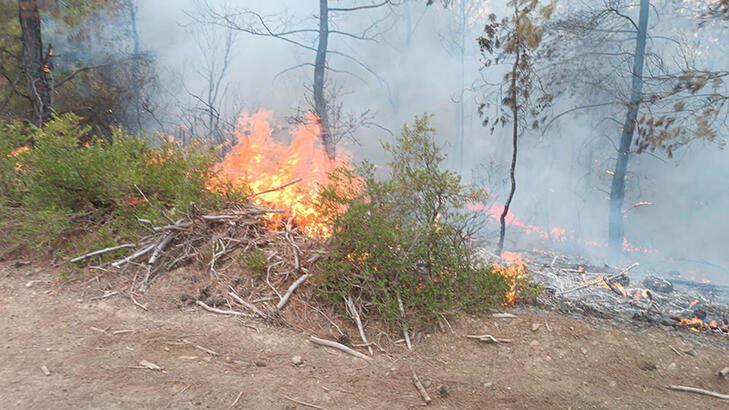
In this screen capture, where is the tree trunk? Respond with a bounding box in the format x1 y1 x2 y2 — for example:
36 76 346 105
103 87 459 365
18 0 51 127
314 0 335 160
608 0 650 262
496 11 521 256
457 0 466 172
127 0 142 132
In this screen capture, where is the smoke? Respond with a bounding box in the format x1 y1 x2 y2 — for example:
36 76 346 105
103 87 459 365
121 1 728 283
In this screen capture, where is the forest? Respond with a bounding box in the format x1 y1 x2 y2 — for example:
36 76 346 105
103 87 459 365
2 1 729 408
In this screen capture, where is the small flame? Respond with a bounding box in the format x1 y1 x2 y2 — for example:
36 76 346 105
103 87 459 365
494 253 527 306
689 299 699 306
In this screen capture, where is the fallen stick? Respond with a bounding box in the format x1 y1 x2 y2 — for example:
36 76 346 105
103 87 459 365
345 296 373 356
182 338 219 356
412 370 432 404
112 243 156 268
276 274 309 311
70 244 136 263
493 312 517 318
251 177 303 197
464 334 513 343
228 289 267 318
230 391 243 408
196 300 253 317
561 262 639 295
283 396 330 410
309 336 372 361
148 232 177 264
397 295 412 351
667 385 729 400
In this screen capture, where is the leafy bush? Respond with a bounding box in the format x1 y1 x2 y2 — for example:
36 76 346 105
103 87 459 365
0 113 226 255
316 115 511 325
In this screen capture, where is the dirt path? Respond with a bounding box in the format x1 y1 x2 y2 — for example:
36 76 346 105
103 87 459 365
1 261 729 409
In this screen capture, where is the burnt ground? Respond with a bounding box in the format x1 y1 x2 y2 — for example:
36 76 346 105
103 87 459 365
2 259 729 409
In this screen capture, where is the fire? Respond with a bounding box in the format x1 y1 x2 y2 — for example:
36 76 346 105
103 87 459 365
210 110 348 237
689 299 699 306
493 252 527 305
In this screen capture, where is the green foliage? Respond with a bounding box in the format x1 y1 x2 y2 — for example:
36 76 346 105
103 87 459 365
316 115 511 326
241 248 267 276
0 113 223 255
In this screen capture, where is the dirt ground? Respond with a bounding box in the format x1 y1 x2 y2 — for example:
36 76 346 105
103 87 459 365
2 260 729 409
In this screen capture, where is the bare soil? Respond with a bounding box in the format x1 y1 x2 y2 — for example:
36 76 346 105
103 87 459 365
2 260 729 409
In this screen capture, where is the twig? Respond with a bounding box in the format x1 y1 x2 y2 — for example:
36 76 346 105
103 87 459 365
464 334 513 343
397 295 412 351
412 370 432 404
250 177 303 197
667 385 729 400
196 300 253 317
112 243 156 268
182 338 219 356
149 232 177 264
345 296 373 356
130 293 148 311
276 274 309 311
309 336 372 360
668 345 683 356
230 391 243 407
70 244 136 263
561 262 639 295
90 291 119 301
282 396 330 410
228 289 267 318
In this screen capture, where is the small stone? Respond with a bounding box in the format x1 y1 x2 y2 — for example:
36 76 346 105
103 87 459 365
609 380 617 387
529 340 539 347
667 362 677 371
580 348 588 355
437 385 449 397
531 323 541 332
41 365 50 376
291 355 303 366
483 382 493 388
163 347 170 352
640 361 658 371
254 360 266 367
683 349 697 357
225 356 232 363
234 360 245 365
423 380 432 388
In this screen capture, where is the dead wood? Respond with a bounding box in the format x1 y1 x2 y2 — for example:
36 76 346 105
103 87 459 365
412 370 432 404
397 295 412 351
309 336 372 360
70 244 136 263
196 300 254 317
464 334 513 343
667 385 729 400
277 274 309 311
345 296 373 356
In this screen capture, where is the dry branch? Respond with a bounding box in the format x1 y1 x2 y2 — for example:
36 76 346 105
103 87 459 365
412 370 432 404
464 334 513 343
228 288 267 318
397 295 412 351
196 300 253 317
667 385 729 400
283 396 330 410
277 274 309 311
70 244 136 263
345 296 373 356
112 244 156 268
309 336 372 360
251 177 303 197
561 262 639 295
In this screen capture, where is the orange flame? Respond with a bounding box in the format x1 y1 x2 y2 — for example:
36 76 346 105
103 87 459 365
494 252 527 305
210 110 348 237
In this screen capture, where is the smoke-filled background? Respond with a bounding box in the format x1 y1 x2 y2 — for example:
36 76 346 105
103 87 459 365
45 0 729 282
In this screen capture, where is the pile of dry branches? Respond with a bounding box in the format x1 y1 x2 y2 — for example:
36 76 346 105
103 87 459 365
75 199 325 317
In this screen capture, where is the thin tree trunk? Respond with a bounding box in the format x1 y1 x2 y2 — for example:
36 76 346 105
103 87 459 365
127 0 142 132
314 0 334 160
458 0 466 172
608 0 650 261
496 9 521 256
18 0 51 127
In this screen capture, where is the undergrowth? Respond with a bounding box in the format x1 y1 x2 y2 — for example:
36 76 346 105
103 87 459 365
0 113 235 258
316 115 523 326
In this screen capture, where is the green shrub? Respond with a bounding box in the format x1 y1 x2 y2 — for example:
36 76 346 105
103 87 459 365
0 113 227 255
316 115 511 326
